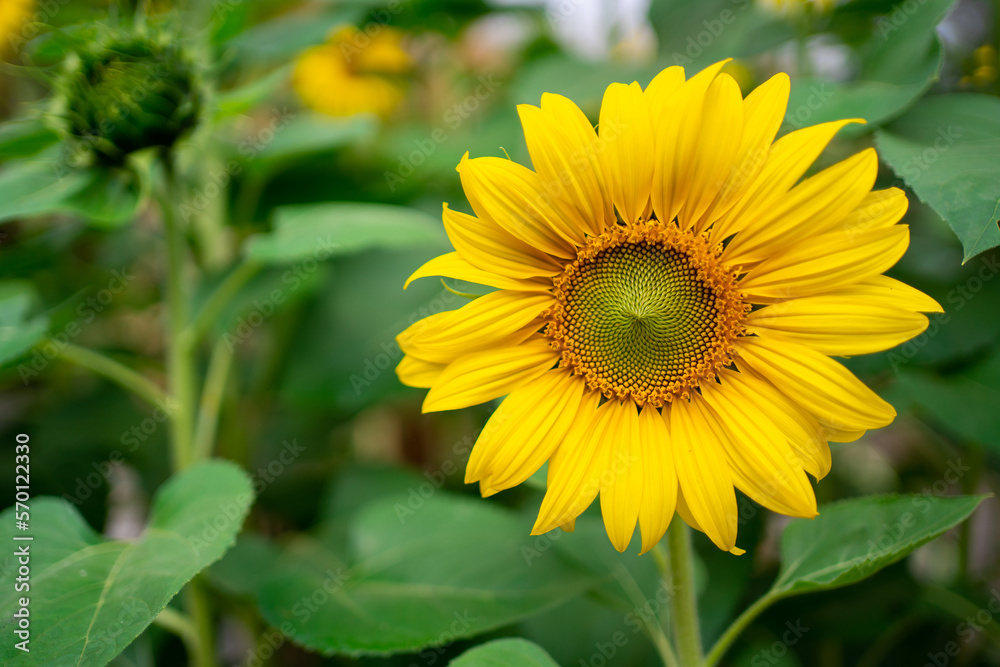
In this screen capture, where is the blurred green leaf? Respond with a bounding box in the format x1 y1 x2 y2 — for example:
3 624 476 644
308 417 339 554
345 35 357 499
208 533 281 598
0 160 93 223
889 370 1000 449
224 7 360 66
771 494 986 597
249 115 378 169
214 66 293 120
785 0 954 132
0 282 49 367
256 491 603 656
62 167 144 227
450 638 559 666
0 159 141 226
0 117 60 159
0 461 254 666
244 203 446 263
876 94 1000 261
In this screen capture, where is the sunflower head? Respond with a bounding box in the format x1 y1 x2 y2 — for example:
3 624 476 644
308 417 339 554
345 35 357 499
56 34 202 163
397 60 941 555
293 25 412 118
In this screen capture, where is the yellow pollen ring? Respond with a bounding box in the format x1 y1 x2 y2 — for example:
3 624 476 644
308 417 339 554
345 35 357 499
545 221 748 407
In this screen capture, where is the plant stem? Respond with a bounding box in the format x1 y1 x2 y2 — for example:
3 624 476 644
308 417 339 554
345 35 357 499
611 562 680 667
159 168 197 471
185 576 218 667
703 593 780 667
667 522 703 667
192 338 233 462
183 260 260 346
54 342 169 409
153 606 200 658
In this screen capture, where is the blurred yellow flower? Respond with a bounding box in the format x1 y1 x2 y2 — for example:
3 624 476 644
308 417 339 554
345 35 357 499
293 25 412 118
756 0 835 16
0 0 33 56
397 60 941 555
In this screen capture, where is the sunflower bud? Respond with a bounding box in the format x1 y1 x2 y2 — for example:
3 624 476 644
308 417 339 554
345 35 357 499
57 36 202 163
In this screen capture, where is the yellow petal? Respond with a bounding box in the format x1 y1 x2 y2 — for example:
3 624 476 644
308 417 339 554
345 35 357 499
702 72 790 237
677 73 745 228
747 296 929 356
466 369 587 493
599 401 643 552
650 60 730 226
643 66 686 117
739 225 910 300
405 252 550 292
532 395 612 535
668 395 739 551
422 338 558 413
710 118 863 243
638 405 676 554
824 274 943 313
724 148 879 264
443 204 562 280
600 81 654 225
725 367 832 479
398 290 552 364
836 188 909 238
458 154 579 257
396 354 446 388
736 336 896 432
518 93 611 238
700 378 818 518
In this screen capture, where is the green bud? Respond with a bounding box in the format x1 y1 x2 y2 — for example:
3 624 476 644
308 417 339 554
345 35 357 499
57 36 202 163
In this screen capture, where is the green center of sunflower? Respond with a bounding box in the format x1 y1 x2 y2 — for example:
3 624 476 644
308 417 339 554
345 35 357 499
546 222 748 407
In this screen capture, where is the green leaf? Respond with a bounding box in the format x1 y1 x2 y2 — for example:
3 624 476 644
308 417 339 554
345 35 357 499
0 160 93 223
888 370 1000 450
0 160 141 227
251 115 377 166
771 494 987 597
256 491 603 656
0 460 254 666
784 0 954 133
0 281 49 367
62 167 143 227
244 203 447 264
876 94 1000 261
0 117 60 159
450 638 560 666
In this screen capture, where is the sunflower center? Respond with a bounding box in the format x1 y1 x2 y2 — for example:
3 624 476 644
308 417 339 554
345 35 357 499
546 221 747 407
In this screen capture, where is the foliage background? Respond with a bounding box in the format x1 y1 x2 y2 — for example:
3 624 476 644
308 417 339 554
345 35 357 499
0 0 999 665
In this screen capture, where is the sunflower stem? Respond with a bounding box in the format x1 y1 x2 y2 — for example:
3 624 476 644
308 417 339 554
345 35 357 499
666 521 703 667
703 593 781 667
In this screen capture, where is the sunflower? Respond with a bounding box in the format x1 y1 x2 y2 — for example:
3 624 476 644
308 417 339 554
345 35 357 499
293 25 411 118
396 60 941 554
0 0 32 57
